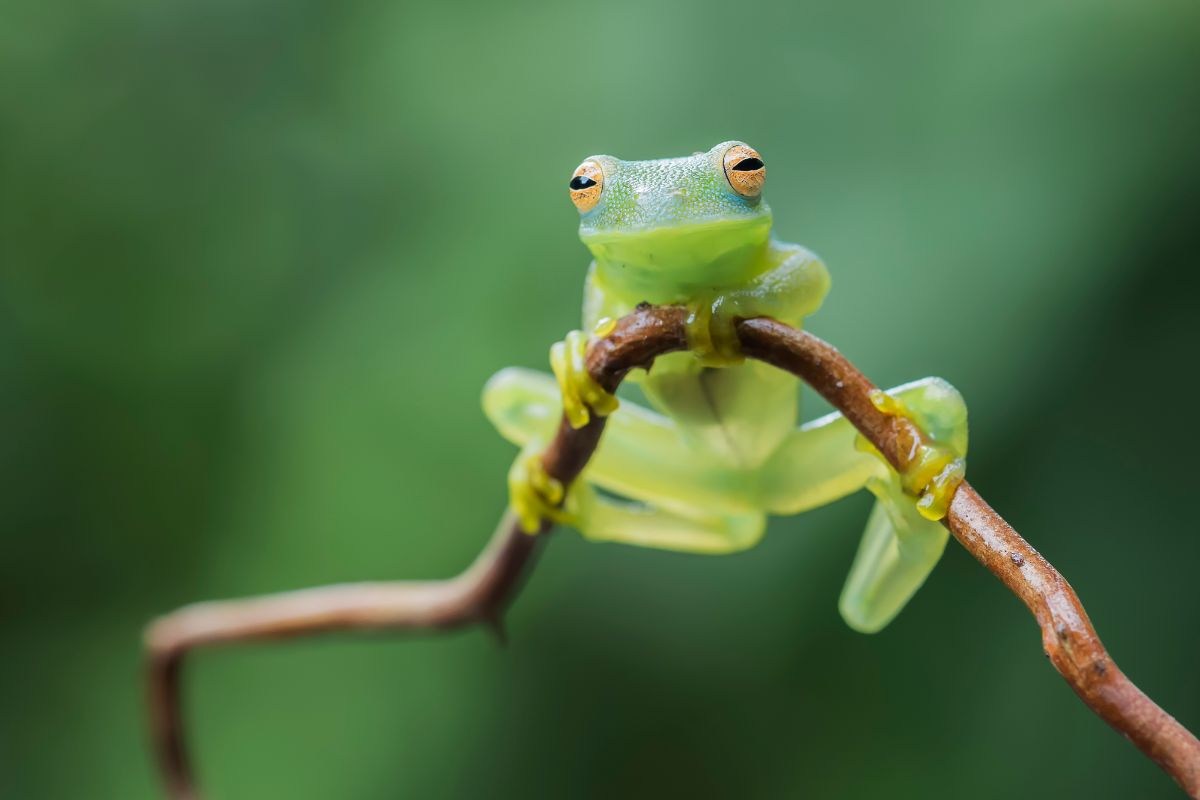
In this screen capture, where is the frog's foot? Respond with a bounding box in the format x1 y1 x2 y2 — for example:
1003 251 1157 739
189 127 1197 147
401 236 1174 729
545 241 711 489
549 329 618 430
508 444 575 534
685 293 751 367
861 388 966 521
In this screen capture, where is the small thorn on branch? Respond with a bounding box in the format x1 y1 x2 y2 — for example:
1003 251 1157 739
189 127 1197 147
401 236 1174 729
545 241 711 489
482 611 508 646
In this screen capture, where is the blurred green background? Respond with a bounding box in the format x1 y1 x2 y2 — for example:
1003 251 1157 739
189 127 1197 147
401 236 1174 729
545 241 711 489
3 0 1199 797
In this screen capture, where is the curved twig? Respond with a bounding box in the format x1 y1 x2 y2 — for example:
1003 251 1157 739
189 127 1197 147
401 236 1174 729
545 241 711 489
736 316 1200 796
143 308 685 798
145 306 1199 798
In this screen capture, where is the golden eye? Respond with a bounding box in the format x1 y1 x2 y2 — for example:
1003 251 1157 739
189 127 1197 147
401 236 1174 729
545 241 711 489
723 144 766 198
569 160 604 213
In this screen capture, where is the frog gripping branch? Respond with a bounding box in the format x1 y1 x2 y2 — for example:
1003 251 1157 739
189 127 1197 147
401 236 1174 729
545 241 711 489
144 143 1200 798
489 141 967 632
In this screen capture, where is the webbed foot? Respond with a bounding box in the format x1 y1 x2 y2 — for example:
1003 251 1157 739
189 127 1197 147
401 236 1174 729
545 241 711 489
862 388 966 521
549 329 618 429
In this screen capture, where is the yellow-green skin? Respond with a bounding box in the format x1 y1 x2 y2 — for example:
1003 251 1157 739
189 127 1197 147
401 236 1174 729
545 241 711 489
484 142 967 633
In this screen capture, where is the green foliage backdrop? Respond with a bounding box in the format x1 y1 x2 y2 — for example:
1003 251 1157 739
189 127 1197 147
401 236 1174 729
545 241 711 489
2 0 1199 797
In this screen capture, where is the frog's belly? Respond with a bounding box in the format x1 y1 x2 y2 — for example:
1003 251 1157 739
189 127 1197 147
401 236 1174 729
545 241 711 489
636 353 799 469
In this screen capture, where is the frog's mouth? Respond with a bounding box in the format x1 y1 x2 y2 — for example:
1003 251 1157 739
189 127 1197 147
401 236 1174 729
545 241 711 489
581 215 772 301
582 214 770 266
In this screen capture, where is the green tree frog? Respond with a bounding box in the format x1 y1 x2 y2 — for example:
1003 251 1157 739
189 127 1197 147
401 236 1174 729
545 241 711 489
483 142 967 633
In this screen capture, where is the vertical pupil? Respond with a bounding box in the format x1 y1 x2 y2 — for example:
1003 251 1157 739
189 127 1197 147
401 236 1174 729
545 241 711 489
570 175 597 190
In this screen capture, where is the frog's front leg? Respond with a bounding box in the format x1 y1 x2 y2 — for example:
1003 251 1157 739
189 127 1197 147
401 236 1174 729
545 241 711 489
687 242 830 365
761 377 968 633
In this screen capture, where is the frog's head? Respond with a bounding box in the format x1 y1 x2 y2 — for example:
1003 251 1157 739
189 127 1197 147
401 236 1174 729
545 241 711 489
568 142 773 295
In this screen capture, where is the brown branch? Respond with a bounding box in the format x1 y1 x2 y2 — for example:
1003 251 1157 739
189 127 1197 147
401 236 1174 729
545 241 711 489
736 316 1200 796
145 519 545 800
145 306 1199 798
142 308 686 799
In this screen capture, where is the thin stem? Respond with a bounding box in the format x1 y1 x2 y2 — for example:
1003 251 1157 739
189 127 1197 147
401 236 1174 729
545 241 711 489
143 308 685 798
145 306 1199 798
144 514 543 799
737 316 1200 796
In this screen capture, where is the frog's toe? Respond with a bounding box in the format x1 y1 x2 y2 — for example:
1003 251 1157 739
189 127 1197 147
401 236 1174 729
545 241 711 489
685 295 745 366
550 329 618 429
864 388 966 522
507 445 566 534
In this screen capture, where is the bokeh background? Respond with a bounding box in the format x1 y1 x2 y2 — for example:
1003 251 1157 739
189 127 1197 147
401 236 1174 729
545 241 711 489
3 0 1200 797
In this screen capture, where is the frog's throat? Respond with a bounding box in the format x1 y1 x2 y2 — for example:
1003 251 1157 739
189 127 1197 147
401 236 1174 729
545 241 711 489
582 216 772 304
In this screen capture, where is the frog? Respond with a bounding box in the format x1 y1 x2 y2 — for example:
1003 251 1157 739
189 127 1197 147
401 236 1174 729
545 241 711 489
482 141 967 633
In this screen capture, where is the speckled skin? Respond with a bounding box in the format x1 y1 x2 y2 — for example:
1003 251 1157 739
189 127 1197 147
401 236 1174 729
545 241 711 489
580 147 764 231
484 142 968 633
578 143 830 465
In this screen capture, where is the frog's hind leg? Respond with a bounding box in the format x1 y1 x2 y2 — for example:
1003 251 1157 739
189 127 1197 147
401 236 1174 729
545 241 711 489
578 491 765 554
760 377 967 633
840 378 967 633
484 367 762 553
483 367 565 448
759 378 964 514
837 474 952 632
484 367 755 516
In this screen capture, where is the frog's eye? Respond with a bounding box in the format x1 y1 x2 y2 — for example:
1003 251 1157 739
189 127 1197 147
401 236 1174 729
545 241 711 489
723 144 766 198
569 160 604 213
